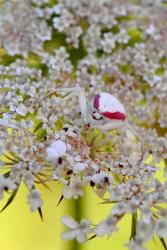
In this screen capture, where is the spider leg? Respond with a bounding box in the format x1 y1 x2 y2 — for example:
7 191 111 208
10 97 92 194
98 121 123 131
58 92 77 102
47 91 78 118
50 87 77 93
94 120 144 161
55 86 88 123
47 87 78 98
93 127 115 147
47 85 88 123
78 90 88 123
90 121 123 147
124 121 144 161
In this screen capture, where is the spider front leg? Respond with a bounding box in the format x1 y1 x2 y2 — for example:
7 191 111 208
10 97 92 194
78 88 88 123
95 120 144 161
123 121 144 161
99 120 144 161
94 120 124 146
98 120 124 131
48 86 88 123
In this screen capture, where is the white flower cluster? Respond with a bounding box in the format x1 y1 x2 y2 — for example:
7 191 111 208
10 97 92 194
0 0 167 249
0 0 51 56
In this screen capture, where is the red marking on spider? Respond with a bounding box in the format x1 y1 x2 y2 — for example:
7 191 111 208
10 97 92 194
93 94 100 110
102 111 126 121
93 93 126 121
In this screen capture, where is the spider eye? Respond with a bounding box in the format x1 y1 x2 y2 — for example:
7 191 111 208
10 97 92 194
92 111 103 120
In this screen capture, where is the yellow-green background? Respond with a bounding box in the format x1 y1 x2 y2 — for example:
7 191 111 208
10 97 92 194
0 178 163 250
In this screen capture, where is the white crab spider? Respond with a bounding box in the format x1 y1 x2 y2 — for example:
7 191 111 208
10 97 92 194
49 85 144 159
50 85 125 126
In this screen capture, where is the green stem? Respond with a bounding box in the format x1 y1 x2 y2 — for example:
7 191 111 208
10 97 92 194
67 198 83 250
130 212 137 240
159 237 167 250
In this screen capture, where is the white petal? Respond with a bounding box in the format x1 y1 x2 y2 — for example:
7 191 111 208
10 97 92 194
73 163 87 172
156 220 167 238
96 222 107 236
46 147 59 161
0 119 18 129
61 216 78 229
0 118 9 127
61 230 78 240
76 232 87 243
63 187 72 199
51 140 67 155
16 104 28 116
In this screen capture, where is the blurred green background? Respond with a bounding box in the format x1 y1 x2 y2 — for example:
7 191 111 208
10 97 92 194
0 179 163 250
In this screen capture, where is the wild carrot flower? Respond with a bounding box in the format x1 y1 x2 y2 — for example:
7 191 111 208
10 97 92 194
0 0 166 249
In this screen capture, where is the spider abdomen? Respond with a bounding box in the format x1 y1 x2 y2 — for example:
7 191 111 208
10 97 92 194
93 92 126 121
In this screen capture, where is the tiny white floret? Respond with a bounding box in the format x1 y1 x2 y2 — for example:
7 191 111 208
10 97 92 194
73 162 87 172
61 216 91 243
46 140 67 162
16 104 28 116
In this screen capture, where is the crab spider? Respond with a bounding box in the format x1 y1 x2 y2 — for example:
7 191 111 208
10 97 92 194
49 85 144 159
49 85 125 125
